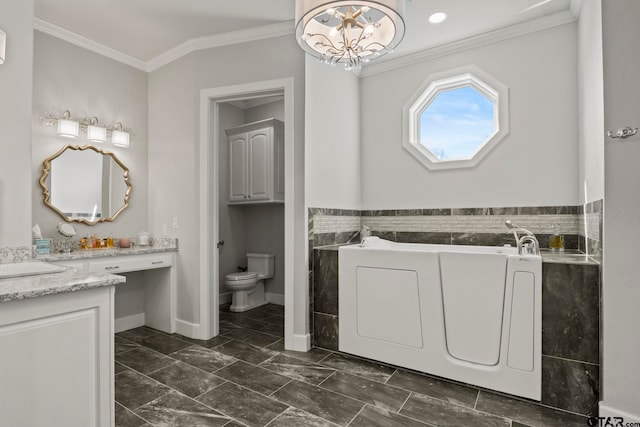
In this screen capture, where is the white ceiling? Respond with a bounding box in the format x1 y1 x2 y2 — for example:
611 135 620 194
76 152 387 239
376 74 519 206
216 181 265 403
34 0 574 66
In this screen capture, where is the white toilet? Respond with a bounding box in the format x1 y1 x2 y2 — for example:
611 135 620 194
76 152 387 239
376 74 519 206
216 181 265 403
225 252 275 312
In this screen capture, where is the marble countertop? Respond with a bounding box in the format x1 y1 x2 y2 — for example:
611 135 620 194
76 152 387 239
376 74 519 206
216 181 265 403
35 245 177 262
540 251 599 265
0 268 125 302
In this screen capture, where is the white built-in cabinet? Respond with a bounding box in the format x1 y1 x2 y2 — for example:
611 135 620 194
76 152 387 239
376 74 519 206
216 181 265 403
226 118 284 204
0 286 115 427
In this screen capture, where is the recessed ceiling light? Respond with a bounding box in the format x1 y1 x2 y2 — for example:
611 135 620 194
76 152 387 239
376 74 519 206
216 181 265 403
428 12 447 24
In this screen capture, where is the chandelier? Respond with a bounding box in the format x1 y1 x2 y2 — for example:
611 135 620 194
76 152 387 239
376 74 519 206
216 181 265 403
295 1 406 70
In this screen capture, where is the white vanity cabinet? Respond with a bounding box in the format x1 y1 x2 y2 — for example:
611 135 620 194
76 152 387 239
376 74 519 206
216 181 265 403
226 118 284 204
0 275 120 427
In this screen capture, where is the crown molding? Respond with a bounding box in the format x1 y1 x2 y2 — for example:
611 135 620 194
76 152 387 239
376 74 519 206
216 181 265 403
570 0 584 19
33 18 149 72
359 9 578 78
34 18 295 73
146 21 295 72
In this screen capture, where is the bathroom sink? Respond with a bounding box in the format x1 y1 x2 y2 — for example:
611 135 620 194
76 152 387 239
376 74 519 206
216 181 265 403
0 262 66 279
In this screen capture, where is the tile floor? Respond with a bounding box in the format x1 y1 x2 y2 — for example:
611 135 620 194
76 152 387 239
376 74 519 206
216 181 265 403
115 304 589 427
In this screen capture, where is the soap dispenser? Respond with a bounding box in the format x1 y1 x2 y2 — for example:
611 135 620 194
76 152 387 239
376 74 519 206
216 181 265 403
549 224 565 253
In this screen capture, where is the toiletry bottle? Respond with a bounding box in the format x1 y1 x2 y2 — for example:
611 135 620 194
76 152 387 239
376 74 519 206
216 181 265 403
549 224 565 252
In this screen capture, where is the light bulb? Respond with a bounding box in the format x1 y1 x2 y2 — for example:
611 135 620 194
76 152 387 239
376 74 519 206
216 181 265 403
57 110 79 138
428 12 447 24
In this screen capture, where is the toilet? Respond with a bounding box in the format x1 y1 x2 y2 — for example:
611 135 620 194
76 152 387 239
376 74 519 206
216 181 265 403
225 253 275 312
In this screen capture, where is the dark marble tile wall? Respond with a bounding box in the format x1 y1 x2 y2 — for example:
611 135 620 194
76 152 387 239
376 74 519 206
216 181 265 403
578 199 603 261
541 262 600 416
363 206 581 250
312 246 601 417
313 247 340 351
308 208 360 347
309 205 595 252
307 203 602 359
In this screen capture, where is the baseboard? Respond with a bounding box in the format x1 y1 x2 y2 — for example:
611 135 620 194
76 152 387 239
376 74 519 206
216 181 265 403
175 319 201 339
219 292 232 305
599 402 640 422
219 292 283 305
115 313 145 333
266 293 285 306
288 333 311 352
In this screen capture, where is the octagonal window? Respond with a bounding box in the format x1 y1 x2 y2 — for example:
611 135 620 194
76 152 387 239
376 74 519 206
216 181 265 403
420 86 495 161
403 65 509 170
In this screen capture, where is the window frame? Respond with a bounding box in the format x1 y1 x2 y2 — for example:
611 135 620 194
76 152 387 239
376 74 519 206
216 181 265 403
402 65 510 170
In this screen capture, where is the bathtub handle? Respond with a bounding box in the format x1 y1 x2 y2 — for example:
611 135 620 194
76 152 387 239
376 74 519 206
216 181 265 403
519 235 540 255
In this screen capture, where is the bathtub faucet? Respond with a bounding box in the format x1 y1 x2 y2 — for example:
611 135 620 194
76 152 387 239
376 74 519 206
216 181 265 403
505 220 540 255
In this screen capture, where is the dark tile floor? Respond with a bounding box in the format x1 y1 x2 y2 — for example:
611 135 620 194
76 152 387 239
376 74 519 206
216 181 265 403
115 304 589 427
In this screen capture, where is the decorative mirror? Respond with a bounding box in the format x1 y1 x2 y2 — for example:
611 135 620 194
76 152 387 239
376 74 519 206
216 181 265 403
39 145 131 225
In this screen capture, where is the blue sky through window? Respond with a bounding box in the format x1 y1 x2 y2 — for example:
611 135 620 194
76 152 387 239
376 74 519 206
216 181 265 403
419 86 495 160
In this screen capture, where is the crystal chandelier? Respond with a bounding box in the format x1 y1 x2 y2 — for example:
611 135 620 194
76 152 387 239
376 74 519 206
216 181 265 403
295 1 406 70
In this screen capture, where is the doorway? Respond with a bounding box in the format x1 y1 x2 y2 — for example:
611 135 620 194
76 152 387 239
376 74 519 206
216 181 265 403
198 79 297 348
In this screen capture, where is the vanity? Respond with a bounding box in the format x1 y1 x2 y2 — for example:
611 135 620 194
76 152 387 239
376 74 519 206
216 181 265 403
33 142 180 331
39 245 178 334
0 266 124 427
0 141 181 426
0 246 178 427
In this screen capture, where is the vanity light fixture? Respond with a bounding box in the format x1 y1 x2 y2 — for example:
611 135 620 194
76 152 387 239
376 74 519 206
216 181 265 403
111 122 130 147
87 117 106 143
295 0 406 70
57 110 80 139
44 110 131 147
0 29 6 64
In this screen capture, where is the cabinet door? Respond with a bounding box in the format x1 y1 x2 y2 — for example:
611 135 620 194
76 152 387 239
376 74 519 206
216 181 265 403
247 128 272 201
229 134 248 202
274 125 285 201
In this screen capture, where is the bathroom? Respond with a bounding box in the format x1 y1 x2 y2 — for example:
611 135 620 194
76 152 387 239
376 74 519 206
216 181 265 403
0 0 639 426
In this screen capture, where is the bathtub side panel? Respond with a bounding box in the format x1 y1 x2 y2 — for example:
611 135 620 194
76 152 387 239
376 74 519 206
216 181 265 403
339 248 442 366
507 271 536 372
356 266 423 348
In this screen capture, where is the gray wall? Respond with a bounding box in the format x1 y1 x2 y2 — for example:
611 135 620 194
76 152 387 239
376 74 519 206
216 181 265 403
32 31 149 240
602 0 640 419
0 0 34 247
360 23 578 209
31 31 149 323
305 57 361 210
148 35 305 330
577 0 605 204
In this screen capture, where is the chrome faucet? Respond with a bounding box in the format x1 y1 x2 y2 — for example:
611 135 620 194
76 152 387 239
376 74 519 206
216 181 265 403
505 220 540 255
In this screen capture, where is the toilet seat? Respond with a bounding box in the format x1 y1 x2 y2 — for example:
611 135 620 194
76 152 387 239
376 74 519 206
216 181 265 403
225 271 258 290
225 272 257 281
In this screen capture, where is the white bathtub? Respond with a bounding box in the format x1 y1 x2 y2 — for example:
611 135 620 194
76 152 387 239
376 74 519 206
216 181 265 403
338 237 542 400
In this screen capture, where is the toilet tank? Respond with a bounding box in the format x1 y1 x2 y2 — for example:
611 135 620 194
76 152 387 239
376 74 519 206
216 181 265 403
247 253 275 279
